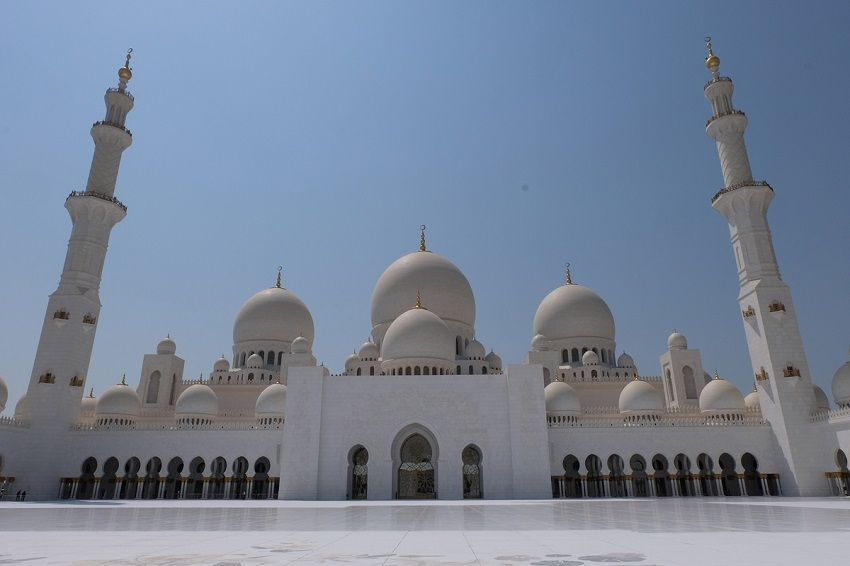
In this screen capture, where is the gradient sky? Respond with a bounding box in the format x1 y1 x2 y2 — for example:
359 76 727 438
1 1 848 408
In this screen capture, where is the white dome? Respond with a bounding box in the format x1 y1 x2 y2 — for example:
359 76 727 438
358 341 379 360
213 356 230 372
582 350 599 365
246 353 264 369
699 377 745 413
371 250 475 331
744 389 760 411
0 375 7 412
533 284 615 342
467 339 486 360
382 307 454 362
544 381 581 415
256 382 287 416
668 332 688 350
157 336 176 355
291 335 310 354
81 390 97 417
175 384 219 417
96 384 142 417
813 385 830 411
831 359 850 406
345 353 360 370
14 394 29 420
617 352 635 368
233 287 314 345
531 334 550 351
619 379 664 414
486 350 502 370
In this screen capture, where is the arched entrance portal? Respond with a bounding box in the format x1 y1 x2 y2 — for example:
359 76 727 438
397 433 436 499
462 445 482 499
349 446 368 500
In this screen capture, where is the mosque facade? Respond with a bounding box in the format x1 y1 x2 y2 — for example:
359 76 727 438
1 43 850 502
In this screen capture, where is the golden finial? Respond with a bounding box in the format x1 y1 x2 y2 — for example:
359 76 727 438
415 290 423 309
88 387 95 398
275 266 283 288
704 36 720 74
120 373 127 386
633 369 640 381
118 48 133 81
713 368 720 380
419 225 427 252
564 262 573 285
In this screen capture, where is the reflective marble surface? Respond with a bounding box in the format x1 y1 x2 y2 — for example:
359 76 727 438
1 498 849 565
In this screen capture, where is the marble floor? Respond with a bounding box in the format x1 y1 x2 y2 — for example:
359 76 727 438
1 498 849 565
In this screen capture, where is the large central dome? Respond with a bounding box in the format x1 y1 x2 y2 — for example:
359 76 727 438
371 250 475 330
533 284 615 342
233 286 315 346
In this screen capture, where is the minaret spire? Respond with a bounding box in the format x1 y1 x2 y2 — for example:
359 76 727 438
419 224 427 252
705 41 822 495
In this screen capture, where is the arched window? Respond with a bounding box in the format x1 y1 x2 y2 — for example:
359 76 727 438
571 348 580 363
356 367 362 376
350 446 368 500
665 369 675 401
423 366 430 375
414 366 421 375
169 374 177 405
240 352 247 367
267 351 275 366
468 365 473 375
482 366 488 375
277 352 283 365
601 349 607 363
146 371 161 404
456 365 461 374
462 445 482 499
258 351 265 363
591 370 598 380
683 366 697 399
405 367 412 376
456 336 463 356
562 350 570 364
369 366 375 376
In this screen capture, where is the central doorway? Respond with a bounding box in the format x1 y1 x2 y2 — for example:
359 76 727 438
397 433 436 499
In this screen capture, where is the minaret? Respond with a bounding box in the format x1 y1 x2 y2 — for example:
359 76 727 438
704 39 825 495
21 52 136 497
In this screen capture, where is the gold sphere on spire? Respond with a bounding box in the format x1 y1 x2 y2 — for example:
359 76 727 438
118 48 133 81
704 36 720 73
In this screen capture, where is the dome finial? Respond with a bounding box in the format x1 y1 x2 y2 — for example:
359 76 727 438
713 368 721 380
633 369 640 381
275 265 283 288
118 48 133 84
88 387 95 398
704 36 720 76
419 224 427 252
120 373 127 386
564 262 573 285
415 289 423 309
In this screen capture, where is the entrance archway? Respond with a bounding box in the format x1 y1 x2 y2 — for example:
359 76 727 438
209 457 227 499
462 445 482 499
674 453 694 496
719 453 740 496
629 454 648 497
252 457 270 499
77 457 97 499
563 455 582 498
697 453 718 496
99 457 119 499
607 454 627 497
397 433 436 499
121 457 141 499
349 446 368 500
741 452 763 496
187 457 205 499
231 457 249 499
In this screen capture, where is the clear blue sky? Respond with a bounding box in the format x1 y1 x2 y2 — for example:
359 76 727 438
1 1 848 407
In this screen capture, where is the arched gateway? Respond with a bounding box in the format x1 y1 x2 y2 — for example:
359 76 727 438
396 432 436 499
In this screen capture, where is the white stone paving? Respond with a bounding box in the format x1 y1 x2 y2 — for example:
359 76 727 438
1 498 849 565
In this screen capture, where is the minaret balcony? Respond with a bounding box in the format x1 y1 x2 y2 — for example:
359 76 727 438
783 366 801 378
755 367 770 382
711 180 773 204
106 87 134 101
92 120 132 136
741 306 756 319
53 309 70 326
38 372 56 384
66 191 127 213
704 75 732 90
705 109 745 128
69 376 84 387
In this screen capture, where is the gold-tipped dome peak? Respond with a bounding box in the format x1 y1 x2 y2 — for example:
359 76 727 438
704 37 720 73
118 48 133 80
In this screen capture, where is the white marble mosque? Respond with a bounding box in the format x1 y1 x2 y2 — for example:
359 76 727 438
1 41 849 503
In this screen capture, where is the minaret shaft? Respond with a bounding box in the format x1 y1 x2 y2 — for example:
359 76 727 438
704 43 826 495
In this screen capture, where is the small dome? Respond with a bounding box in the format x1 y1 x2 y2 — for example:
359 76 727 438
382 307 454 363
14 394 29 420
81 390 97 417
813 385 830 411
175 384 219 417
667 332 687 350
744 389 760 411
0 375 7 412
96 383 142 417
531 334 550 351
699 376 745 413
467 339 486 360
371 250 475 332
831 357 850 406
533 284 615 343
486 350 502 370
582 350 599 365
619 379 664 415
213 356 230 372
291 335 310 354
617 352 635 368
157 336 176 355
358 341 379 360
345 353 360 370
544 381 581 415
246 353 264 369
256 382 287 417
233 287 314 346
